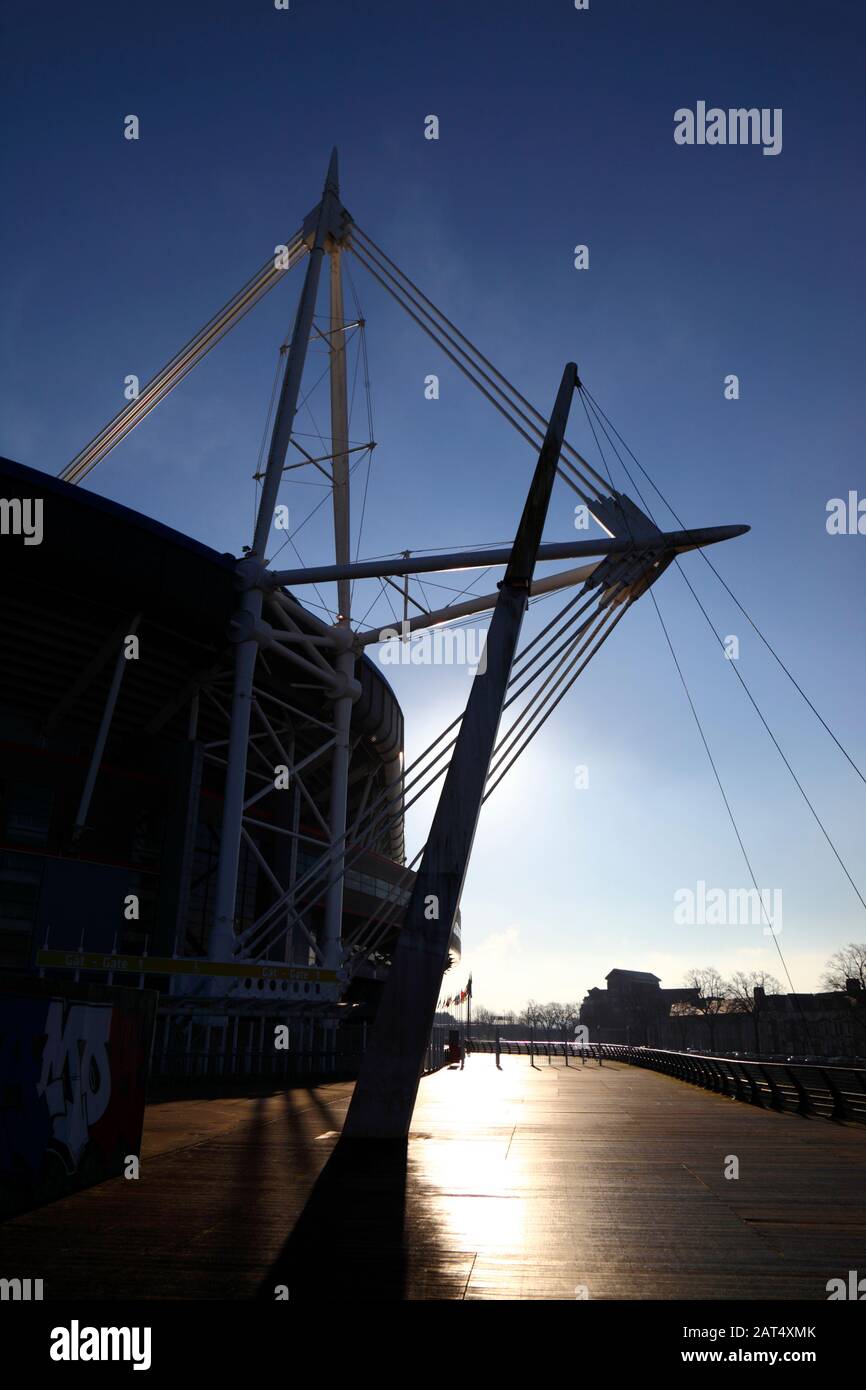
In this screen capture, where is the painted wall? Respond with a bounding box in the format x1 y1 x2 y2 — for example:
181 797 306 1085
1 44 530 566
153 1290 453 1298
0 976 156 1218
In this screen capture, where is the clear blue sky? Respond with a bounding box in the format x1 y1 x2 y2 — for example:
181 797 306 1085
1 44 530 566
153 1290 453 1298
2 0 864 1009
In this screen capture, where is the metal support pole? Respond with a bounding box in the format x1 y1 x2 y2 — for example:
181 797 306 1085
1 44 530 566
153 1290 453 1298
343 364 579 1139
73 614 141 840
321 239 355 972
209 152 339 964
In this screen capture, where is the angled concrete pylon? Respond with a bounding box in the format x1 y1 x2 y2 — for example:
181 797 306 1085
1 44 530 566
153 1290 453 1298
342 363 580 1139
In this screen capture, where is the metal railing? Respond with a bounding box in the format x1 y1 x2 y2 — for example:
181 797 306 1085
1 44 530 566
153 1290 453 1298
425 1025 452 1073
149 1015 366 1085
469 1038 866 1121
148 1012 454 1085
593 1045 866 1123
468 1038 604 1064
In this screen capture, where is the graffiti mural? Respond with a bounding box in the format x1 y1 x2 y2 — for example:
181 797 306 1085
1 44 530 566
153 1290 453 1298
0 977 156 1218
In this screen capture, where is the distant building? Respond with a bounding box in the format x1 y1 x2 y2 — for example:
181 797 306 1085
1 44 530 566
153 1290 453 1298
664 982 866 1058
580 966 866 1058
579 969 699 1043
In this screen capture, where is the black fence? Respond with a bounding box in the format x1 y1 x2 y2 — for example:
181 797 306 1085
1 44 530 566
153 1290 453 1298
148 1013 453 1086
596 1045 866 1122
469 1037 866 1123
468 1038 604 1064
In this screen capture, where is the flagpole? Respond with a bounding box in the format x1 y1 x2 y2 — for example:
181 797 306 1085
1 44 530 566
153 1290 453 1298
466 976 472 1054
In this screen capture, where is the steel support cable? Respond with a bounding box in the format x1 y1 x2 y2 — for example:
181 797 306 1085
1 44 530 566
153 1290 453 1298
411 583 563 637
348 240 602 507
648 589 815 1046
506 598 600 703
487 604 621 788
351 224 613 499
348 242 600 508
336 596 601 871
510 585 594 676
484 602 633 804
496 611 603 763
319 592 597 918
348 243 551 463
340 606 618 932
344 848 424 958
344 260 377 610
677 565 866 915
581 385 866 789
581 390 866 915
245 587 628 955
357 577 396 629
344 608 629 963
265 447 370 576
62 235 307 483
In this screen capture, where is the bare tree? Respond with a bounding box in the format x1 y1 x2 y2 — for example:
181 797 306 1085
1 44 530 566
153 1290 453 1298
562 1001 582 1036
542 1001 566 1031
683 967 727 1048
725 970 782 1051
521 999 545 1029
726 970 782 1006
821 943 866 993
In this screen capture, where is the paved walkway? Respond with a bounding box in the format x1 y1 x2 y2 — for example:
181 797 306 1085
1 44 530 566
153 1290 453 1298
4 1056 864 1300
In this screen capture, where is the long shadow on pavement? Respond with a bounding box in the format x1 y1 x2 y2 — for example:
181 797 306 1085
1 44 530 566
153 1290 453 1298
258 1136 409 1300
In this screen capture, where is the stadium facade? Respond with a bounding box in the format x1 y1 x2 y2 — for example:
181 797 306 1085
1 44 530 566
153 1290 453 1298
1 455 459 1074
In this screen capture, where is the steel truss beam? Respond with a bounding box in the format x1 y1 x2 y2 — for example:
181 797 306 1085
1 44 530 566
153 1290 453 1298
268 525 748 589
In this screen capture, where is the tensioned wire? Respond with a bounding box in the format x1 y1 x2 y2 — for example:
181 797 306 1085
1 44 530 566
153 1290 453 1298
347 606 633 961
576 385 851 1044
347 232 605 510
337 236 846 1002
350 225 612 504
239 238 737 961
580 385 866 919
579 384 808 996
256 581 609 952
581 384 866 790
252 224 862 965
317 601 627 965
240 253 644 957
63 234 307 484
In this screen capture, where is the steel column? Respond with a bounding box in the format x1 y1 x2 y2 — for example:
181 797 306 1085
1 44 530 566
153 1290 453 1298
343 364 579 1138
72 614 141 840
209 152 338 963
321 239 355 972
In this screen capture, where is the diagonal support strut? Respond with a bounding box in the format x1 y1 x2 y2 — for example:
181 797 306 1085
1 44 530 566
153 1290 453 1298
342 362 580 1139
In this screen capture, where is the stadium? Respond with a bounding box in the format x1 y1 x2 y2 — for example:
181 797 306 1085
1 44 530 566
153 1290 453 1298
1 452 460 1081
